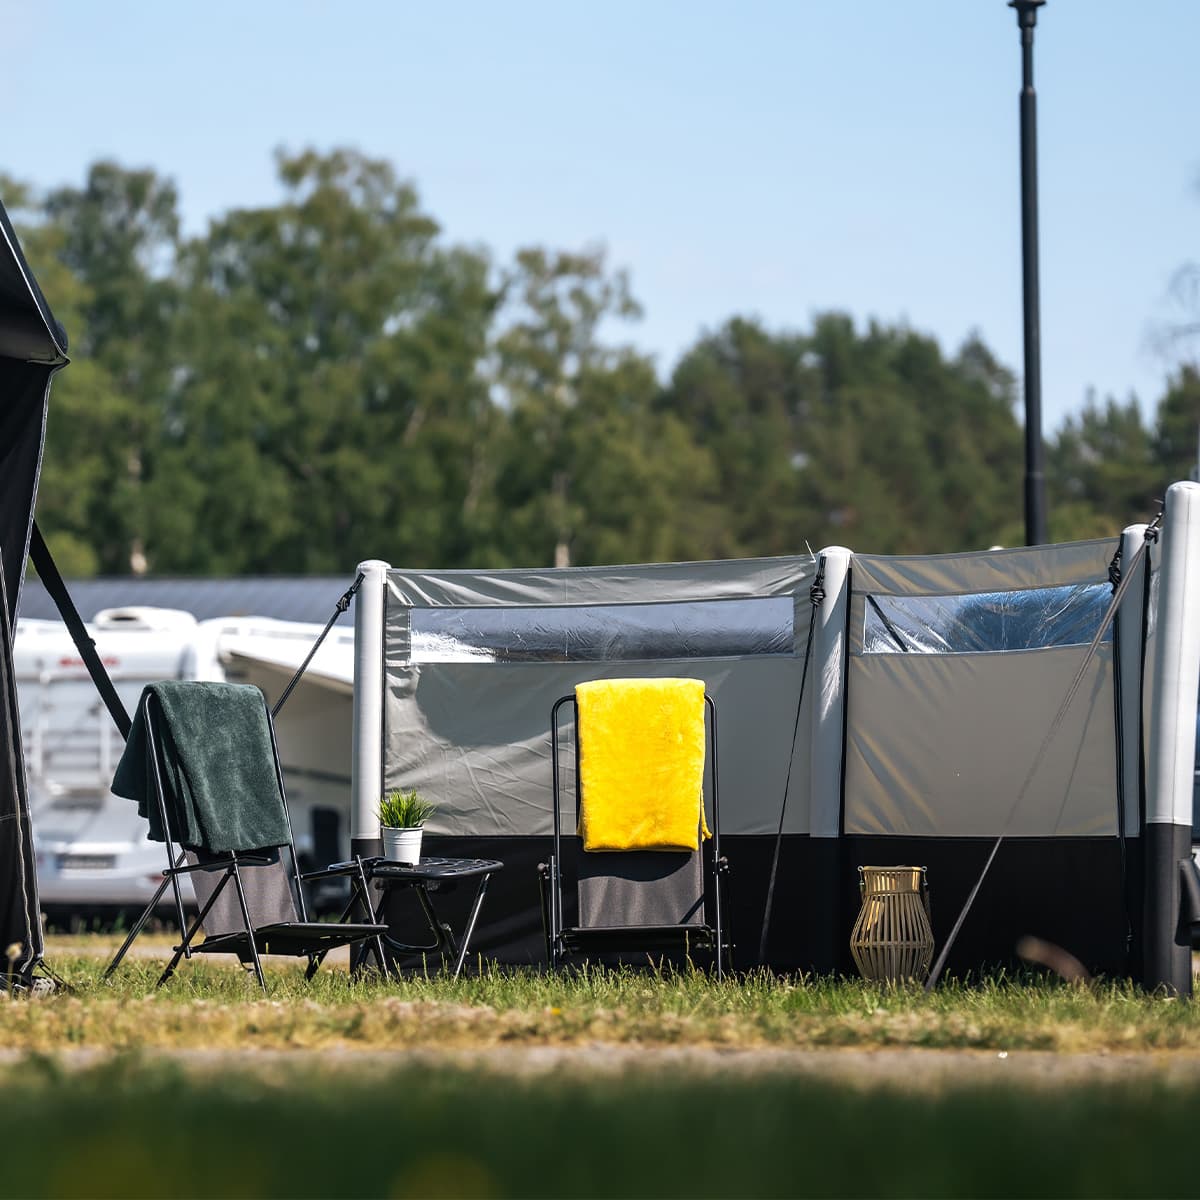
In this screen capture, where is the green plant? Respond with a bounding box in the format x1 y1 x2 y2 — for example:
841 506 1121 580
378 788 435 829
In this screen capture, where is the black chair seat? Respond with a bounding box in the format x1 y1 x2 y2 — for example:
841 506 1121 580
560 924 718 954
191 921 390 959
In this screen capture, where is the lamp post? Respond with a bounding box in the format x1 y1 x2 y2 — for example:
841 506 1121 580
1010 0 1048 546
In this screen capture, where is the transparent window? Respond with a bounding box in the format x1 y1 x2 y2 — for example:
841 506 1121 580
861 583 1112 654
411 597 795 663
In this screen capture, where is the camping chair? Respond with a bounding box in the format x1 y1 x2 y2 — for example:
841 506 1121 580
104 683 388 991
539 682 731 977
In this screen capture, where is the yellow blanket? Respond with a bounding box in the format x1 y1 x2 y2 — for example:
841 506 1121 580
576 677 712 853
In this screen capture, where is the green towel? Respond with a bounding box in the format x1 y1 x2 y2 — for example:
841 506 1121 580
112 681 291 852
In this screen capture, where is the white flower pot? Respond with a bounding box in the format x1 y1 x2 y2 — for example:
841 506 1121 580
382 825 424 865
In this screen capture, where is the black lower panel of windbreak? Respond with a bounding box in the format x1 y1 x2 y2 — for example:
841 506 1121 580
411 833 1135 978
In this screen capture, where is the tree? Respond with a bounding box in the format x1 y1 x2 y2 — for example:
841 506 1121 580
0 172 149 575
664 315 1025 557
489 247 718 566
146 148 498 574
1152 365 1200 488
1044 392 1159 542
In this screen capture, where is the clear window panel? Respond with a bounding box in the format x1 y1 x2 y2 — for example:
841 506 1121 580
861 583 1112 654
411 597 795 663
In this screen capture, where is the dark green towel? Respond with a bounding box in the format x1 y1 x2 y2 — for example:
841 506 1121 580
112 681 291 852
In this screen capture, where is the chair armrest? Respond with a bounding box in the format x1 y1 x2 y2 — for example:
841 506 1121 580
165 854 273 876
302 862 368 882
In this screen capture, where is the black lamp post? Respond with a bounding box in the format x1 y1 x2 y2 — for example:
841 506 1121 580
1010 0 1048 546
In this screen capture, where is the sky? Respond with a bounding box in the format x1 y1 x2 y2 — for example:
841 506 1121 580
1 0 1196 433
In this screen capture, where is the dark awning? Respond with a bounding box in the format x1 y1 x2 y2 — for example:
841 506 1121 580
0 196 68 982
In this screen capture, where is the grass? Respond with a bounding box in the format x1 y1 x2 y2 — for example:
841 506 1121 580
3 1055 1200 1198
7 938 1200 1197
4 937 1200 1053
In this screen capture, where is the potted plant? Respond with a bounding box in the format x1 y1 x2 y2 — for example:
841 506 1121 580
378 787 436 864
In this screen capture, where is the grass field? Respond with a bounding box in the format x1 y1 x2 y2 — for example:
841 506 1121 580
4 938 1200 1197
5 941 1200 1053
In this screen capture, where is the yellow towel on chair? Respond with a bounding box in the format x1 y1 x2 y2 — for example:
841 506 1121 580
576 677 712 852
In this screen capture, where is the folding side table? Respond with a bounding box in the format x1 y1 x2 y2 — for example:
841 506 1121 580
310 855 503 978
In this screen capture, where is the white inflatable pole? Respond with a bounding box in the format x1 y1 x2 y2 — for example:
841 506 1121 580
351 559 388 858
1145 483 1200 994
809 547 852 839
1116 524 1147 840
807 546 852 972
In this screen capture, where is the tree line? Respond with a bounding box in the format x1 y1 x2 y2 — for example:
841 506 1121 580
3 148 1196 577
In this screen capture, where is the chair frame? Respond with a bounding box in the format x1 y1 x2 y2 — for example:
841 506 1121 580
542 691 730 977
104 690 387 991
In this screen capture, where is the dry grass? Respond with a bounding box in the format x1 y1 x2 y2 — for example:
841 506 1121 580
4 936 1200 1055
8 938 1200 1197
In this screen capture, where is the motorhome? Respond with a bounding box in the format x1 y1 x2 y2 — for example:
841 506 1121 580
15 606 353 922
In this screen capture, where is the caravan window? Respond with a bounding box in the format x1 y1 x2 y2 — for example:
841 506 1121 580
861 582 1112 654
410 597 796 663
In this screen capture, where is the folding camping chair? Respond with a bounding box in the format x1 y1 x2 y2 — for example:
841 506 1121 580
539 683 731 977
104 684 388 991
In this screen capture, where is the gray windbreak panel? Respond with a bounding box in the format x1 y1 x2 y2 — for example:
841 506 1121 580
852 539 1117 598
384 557 815 837
845 648 1117 837
845 540 1120 839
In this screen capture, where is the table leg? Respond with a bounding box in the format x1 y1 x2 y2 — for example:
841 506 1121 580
452 874 492 979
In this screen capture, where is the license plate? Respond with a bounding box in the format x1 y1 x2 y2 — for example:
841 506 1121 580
56 854 115 871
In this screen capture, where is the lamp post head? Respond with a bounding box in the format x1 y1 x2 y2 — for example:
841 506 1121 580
1008 0 1046 28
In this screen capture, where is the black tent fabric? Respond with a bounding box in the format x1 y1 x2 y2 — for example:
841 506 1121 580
0 199 68 983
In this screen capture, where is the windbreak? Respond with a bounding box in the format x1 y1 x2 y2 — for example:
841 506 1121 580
383 557 817 837
845 540 1121 838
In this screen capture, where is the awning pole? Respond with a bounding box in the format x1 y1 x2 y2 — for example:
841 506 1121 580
1144 482 1200 994
351 559 388 860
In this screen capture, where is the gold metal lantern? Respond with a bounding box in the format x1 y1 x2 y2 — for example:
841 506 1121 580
849 866 934 984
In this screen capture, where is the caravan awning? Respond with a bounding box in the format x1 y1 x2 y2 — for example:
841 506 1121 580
0 196 68 981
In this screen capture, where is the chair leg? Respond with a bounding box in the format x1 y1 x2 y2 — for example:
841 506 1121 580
229 857 267 992
714 857 731 980
549 856 563 971
105 869 177 980
537 861 553 969
156 921 199 988
157 865 234 987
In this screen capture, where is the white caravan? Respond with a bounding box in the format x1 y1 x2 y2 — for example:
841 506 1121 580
16 606 353 920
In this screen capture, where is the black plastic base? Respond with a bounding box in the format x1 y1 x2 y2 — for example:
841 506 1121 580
1143 821 1193 996
416 833 1137 977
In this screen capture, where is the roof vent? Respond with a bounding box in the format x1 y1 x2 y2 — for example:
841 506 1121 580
93 607 198 632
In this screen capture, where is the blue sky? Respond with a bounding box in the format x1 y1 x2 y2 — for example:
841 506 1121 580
2 0 1196 432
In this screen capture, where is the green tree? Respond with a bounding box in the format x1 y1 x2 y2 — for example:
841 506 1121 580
0 173 145 575
1151 365 1200 489
489 247 718 566
147 148 498 573
664 315 1024 556
1045 392 1159 542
